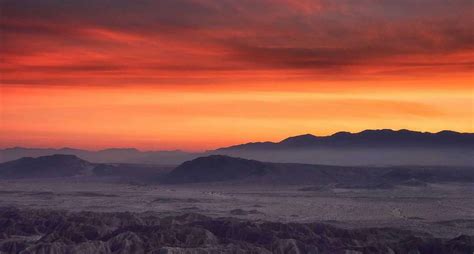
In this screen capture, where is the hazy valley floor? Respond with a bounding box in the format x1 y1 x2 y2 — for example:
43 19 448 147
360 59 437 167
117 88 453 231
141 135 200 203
0 178 472 239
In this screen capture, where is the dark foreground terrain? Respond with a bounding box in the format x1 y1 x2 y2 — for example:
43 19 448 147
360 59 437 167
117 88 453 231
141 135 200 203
0 207 472 254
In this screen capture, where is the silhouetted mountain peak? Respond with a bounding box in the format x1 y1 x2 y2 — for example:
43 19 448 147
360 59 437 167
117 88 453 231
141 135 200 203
280 134 319 145
331 131 352 137
99 148 140 152
437 130 464 136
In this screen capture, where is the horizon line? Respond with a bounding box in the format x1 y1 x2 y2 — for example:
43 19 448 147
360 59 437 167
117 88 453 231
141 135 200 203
1 128 471 153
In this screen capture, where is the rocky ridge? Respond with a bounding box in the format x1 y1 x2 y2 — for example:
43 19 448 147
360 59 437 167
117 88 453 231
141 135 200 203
0 207 472 254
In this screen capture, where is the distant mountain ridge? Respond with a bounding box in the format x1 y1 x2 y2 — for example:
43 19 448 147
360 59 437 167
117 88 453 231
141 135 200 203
213 129 474 166
0 147 198 164
217 129 474 151
1 129 472 166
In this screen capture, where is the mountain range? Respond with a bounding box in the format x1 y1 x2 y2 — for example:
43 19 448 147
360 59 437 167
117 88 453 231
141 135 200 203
217 129 474 150
1 154 473 188
1 129 473 166
0 147 198 165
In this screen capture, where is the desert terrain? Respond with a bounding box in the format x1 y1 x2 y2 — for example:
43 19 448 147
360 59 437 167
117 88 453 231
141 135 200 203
0 177 472 239
0 131 473 253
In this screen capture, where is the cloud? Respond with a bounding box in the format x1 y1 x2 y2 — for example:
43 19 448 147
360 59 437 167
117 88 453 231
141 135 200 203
1 0 472 86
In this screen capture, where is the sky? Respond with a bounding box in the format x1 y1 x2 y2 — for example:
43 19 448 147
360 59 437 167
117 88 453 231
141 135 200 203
0 0 473 151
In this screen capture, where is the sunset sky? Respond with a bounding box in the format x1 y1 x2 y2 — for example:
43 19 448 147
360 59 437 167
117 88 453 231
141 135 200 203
0 0 473 151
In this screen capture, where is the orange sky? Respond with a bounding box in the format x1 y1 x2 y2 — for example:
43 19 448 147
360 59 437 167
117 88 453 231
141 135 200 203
0 0 473 151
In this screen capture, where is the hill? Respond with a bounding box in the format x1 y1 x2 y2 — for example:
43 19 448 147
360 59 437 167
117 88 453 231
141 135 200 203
163 155 474 186
0 154 94 178
164 155 268 183
0 154 172 180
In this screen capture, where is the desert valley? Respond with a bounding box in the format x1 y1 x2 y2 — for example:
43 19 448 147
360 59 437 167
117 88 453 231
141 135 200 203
0 130 473 253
